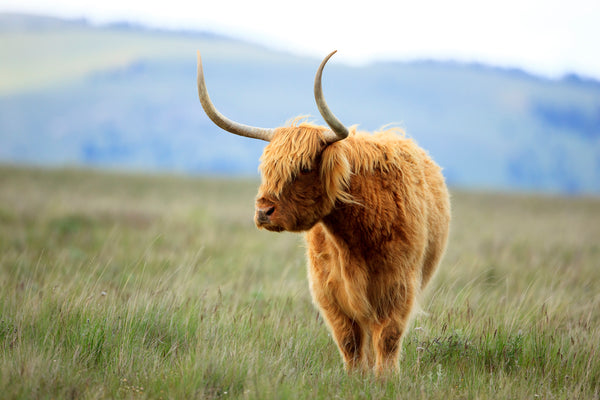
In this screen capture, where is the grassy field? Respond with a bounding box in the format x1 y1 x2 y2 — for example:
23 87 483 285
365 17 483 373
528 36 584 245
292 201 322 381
0 165 599 399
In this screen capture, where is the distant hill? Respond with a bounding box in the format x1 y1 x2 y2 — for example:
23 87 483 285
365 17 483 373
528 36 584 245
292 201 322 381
1 13 599 194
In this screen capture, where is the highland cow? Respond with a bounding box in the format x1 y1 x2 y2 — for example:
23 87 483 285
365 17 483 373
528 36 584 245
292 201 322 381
196 50 451 374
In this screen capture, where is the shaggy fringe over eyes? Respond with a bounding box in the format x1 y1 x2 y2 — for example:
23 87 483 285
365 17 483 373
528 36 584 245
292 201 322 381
259 119 329 198
259 117 414 205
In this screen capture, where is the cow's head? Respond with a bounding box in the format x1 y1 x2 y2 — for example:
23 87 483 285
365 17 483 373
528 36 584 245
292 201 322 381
197 51 351 232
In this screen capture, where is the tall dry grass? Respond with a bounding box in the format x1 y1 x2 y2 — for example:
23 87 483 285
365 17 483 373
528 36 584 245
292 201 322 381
1 165 598 399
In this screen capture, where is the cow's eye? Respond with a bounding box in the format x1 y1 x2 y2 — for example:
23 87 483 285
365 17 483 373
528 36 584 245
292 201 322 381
300 167 312 174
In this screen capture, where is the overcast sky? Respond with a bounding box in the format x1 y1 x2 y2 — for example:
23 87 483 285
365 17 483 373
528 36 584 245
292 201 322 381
2 0 600 80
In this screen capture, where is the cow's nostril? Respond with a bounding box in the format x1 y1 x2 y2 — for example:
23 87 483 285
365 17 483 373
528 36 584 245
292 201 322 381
257 205 276 224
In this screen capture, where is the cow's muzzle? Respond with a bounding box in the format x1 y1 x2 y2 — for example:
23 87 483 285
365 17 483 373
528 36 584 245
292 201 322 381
255 205 275 226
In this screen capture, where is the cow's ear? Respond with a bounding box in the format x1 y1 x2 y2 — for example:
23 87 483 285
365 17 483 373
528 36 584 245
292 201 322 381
320 141 353 205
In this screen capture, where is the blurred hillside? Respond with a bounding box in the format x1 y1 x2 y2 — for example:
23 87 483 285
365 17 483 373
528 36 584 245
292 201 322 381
1 13 599 193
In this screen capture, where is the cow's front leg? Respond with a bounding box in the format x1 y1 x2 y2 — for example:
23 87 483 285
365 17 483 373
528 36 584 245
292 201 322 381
321 305 365 372
371 318 404 374
371 281 416 375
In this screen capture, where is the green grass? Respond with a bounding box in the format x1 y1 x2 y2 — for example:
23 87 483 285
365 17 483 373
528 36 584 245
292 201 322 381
1 165 599 399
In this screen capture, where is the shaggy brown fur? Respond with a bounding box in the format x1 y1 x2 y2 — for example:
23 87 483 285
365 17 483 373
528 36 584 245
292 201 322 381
255 120 451 374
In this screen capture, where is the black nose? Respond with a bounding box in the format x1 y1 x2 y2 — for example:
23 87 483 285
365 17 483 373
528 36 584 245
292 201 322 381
256 206 275 224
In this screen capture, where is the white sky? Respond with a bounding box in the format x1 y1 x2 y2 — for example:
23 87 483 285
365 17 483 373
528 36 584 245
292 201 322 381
2 0 600 80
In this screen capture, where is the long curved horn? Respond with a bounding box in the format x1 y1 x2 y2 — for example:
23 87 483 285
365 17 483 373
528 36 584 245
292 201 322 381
197 51 275 142
314 50 349 143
